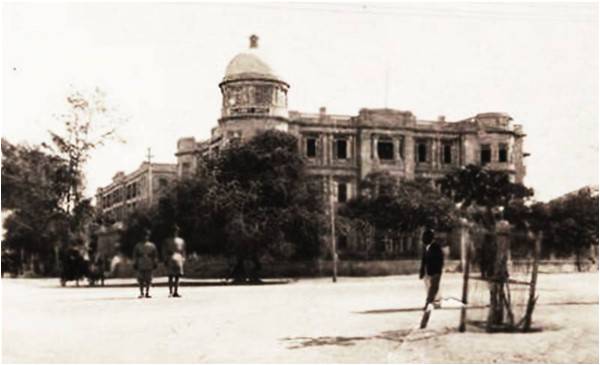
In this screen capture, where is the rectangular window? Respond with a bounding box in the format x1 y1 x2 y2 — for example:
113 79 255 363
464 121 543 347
306 138 317 158
480 144 491 165
417 142 427 163
335 139 348 159
443 143 452 164
337 235 348 250
337 182 348 203
377 140 394 160
499 144 508 163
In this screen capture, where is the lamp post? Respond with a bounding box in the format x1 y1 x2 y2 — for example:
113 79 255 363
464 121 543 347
329 175 338 283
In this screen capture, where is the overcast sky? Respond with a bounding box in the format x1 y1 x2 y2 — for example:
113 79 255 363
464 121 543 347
3 2 598 202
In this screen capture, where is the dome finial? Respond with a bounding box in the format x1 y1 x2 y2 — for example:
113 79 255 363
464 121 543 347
249 34 259 49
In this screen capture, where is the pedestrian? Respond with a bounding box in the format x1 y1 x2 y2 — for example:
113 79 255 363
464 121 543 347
419 227 444 311
132 229 158 298
165 226 186 298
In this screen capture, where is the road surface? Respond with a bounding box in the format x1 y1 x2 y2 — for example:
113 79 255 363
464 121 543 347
2 273 598 363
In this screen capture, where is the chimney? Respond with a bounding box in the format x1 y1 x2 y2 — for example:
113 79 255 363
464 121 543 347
319 106 327 116
249 34 259 49
438 115 446 122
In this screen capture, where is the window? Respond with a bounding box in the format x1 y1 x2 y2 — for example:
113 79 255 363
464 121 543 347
182 162 191 174
377 139 394 160
499 144 508 163
417 142 428 163
443 143 452 164
306 137 317 158
337 235 348 250
159 178 168 188
335 139 348 159
480 144 491 165
337 182 348 203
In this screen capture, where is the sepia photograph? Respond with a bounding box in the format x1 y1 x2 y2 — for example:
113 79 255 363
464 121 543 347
1 1 598 363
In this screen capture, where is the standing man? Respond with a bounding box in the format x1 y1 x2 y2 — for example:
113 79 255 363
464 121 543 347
165 226 186 298
133 229 158 299
419 228 444 311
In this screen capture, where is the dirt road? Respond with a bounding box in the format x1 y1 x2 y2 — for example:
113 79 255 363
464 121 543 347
2 273 597 363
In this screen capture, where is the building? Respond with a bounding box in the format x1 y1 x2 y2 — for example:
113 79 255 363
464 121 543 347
177 35 527 202
95 161 177 222
175 35 528 257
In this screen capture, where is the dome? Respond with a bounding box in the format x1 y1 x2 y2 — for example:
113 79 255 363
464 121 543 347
222 35 283 83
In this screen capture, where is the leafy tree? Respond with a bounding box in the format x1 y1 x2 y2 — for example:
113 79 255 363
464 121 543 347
340 171 457 255
545 189 598 269
438 164 533 226
1 139 72 274
149 130 327 281
211 131 326 267
45 88 125 213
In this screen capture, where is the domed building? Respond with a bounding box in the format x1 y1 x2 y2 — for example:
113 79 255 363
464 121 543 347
176 35 528 256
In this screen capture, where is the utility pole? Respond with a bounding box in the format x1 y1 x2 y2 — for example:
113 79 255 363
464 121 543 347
329 175 338 283
146 148 154 205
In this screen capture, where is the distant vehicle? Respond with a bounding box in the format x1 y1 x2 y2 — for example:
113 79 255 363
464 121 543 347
59 248 91 287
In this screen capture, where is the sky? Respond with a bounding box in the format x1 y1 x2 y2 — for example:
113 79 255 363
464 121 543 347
2 2 598 202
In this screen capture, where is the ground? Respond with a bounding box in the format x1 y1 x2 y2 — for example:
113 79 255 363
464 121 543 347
2 272 598 363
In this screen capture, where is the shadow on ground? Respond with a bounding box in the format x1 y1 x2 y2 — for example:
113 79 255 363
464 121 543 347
280 327 454 349
54 279 293 289
358 301 598 315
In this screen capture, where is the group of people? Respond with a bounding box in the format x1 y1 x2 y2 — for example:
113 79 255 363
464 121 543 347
132 225 442 308
132 227 186 299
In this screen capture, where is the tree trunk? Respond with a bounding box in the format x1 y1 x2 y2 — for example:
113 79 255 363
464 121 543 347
487 220 510 331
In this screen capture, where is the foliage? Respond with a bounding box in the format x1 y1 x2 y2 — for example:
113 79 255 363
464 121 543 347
340 171 457 252
210 130 327 262
1 139 72 273
45 88 125 213
543 189 598 263
137 130 326 279
1 88 125 275
438 164 533 209
438 164 533 227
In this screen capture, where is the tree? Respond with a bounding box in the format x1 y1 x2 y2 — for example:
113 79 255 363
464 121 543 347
438 164 533 223
438 164 534 330
1 139 72 274
46 88 125 214
150 130 327 281
545 189 598 270
340 171 457 256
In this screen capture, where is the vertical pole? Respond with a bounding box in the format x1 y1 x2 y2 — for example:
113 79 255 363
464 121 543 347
459 225 471 332
523 230 541 332
146 148 153 206
329 175 337 283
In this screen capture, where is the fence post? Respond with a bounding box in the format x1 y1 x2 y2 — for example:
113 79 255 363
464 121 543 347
523 230 541 331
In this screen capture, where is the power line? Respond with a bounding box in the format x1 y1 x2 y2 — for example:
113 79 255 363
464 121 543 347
221 3 595 23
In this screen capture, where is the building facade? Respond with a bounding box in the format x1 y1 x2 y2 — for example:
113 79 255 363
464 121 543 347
95 162 177 222
175 35 528 257
176 35 527 204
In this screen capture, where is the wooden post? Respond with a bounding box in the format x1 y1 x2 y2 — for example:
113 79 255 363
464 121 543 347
459 232 471 332
522 230 541 332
